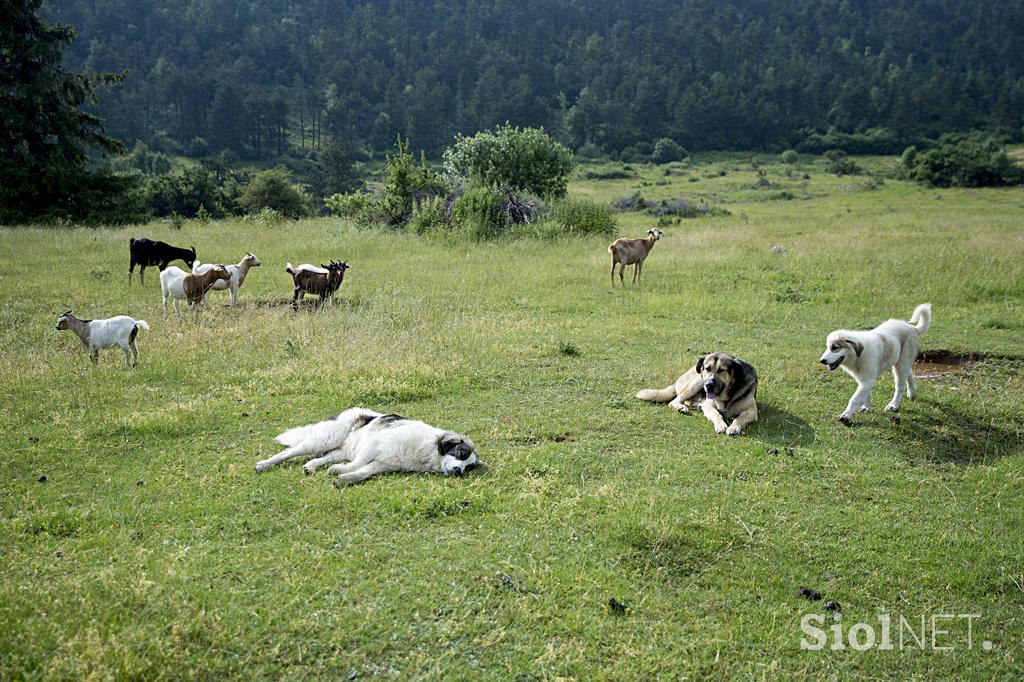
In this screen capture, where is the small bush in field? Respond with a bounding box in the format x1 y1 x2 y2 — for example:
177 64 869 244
823 149 862 176
651 137 688 164
552 197 617 237
325 192 368 217
780 149 799 164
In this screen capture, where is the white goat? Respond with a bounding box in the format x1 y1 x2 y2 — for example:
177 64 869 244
55 310 150 367
160 265 231 322
608 228 663 285
192 253 261 307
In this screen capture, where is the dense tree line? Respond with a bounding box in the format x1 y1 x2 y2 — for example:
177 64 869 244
45 0 1024 160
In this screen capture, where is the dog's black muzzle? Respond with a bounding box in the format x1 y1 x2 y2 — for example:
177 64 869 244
704 379 721 399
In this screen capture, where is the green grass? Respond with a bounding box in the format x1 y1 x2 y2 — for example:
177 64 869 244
2 155 1023 679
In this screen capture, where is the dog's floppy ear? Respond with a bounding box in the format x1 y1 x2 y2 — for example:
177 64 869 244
695 355 706 373
842 337 864 357
438 434 472 460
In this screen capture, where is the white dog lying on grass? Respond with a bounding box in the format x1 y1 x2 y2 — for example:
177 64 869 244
254 408 480 486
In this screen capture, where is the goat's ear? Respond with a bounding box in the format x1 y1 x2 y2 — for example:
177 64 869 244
695 355 706 373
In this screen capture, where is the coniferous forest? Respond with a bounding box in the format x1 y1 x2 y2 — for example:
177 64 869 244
45 0 1024 159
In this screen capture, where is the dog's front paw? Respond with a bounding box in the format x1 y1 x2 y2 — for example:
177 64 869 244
714 423 728 434
726 424 742 436
859 404 871 413
675 405 689 414
327 464 345 475
302 463 318 475
837 414 853 426
884 403 899 412
254 461 270 473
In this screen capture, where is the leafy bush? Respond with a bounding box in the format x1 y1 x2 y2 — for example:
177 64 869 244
444 124 574 198
238 169 309 218
899 134 1023 187
799 127 905 155
575 142 604 160
240 207 285 226
407 196 449 235
551 197 617 237
823 149 862 176
380 137 448 226
780 149 799 164
451 185 505 240
324 192 369 217
651 138 688 164
646 197 730 219
185 137 210 157
611 190 647 211
309 139 364 198
146 166 227 218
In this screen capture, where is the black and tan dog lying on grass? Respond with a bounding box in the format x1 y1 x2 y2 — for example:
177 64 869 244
636 352 759 435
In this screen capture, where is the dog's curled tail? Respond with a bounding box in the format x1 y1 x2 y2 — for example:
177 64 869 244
135 320 150 332
910 303 931 335
636 385 677 402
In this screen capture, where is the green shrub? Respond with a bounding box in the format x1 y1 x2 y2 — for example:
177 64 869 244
324 191 368 217
380 137 448 226
823 149 862 176
651 138 687 164
407 195 449 235
575 142 604 160
444 124 574 198
451 185 505 240
145 166 227 218
899 134 1023 187
780 149 799 164
240 207 285 227
551 197 617 237
238 169 309 218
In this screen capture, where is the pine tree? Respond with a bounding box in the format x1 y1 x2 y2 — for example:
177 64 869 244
0 0 132 223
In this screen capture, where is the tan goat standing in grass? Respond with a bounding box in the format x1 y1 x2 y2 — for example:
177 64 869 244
608 228 663 285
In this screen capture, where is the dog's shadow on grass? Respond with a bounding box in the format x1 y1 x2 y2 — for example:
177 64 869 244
872 402 1021 466
750 403 816 447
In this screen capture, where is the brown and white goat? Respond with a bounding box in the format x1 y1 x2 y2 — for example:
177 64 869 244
160 264 232 322
608 228 663 286
193 252 262 307
286 260 350 309
55 310 150 367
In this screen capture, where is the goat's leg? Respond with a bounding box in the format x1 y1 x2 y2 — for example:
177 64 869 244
618 263 625 286
130 339 139 367
90 350 99 366
292 287 303 310
610 257 616 285
128 262 135 284
636 260 644 284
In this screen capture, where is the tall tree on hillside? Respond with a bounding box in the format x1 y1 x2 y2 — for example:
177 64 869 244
0 0 133 223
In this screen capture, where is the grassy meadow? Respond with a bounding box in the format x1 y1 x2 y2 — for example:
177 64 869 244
1 153 1023 679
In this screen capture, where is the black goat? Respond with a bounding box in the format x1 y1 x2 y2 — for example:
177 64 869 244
128 238 197 284
286 260 350 309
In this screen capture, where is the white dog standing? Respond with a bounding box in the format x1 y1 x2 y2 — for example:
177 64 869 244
254 408 480 485
819 303 931 424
